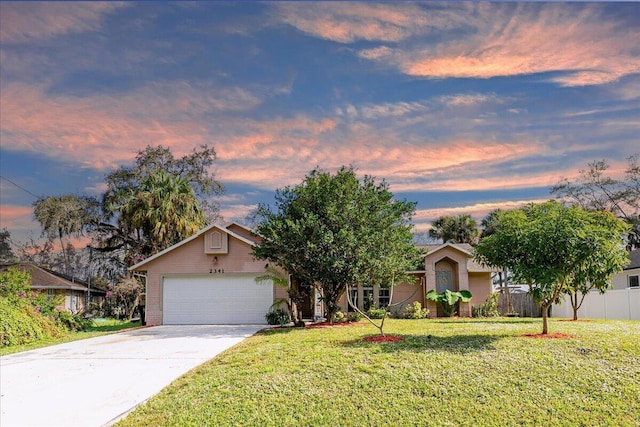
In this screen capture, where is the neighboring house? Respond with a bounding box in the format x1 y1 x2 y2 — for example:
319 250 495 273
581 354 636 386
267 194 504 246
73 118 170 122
129 223 287 326
611 249 640 290
341 243 494 318
552 249 640 320
0 263 106 313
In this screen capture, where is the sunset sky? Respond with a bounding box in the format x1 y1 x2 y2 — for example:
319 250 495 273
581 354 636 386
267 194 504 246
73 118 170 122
1 2 639 246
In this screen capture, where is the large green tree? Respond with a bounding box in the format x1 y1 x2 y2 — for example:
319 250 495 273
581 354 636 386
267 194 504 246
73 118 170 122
253 167 420 323
98 144 220 268
104 170 205 266
552 155 640 249
429 214 479 245
32 194 100 274
475 201 629 334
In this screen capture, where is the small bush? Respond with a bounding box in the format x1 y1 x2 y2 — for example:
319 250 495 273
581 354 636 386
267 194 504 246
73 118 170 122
403 301 429 319
332 311 345 322
347 312 363 322
265 308 291 326
55 310 92 331
472 293 500 318
366 307 389 319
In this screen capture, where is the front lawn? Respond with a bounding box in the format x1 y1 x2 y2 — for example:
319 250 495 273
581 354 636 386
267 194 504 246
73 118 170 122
118 318 640 427
0 318 142 356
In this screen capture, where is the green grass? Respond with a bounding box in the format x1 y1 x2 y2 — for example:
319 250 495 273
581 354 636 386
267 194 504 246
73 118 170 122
118 318 640 427
0 318 142 356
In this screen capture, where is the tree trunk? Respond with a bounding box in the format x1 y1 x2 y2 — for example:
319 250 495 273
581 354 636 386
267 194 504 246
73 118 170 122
541 303 549 334
572 293 578 321
58 229 70 275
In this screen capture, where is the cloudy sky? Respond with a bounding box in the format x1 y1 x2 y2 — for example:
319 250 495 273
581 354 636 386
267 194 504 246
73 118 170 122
1 2 639 246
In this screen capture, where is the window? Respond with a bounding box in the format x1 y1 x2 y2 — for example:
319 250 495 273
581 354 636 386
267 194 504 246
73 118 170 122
629 275 639 288
378 288 390 308
46 289 56 300
363 286 374 311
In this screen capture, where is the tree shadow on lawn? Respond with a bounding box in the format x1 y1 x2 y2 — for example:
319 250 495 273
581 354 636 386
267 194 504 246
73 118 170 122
340 333 507 354
256 327 297 336
433 318 540 325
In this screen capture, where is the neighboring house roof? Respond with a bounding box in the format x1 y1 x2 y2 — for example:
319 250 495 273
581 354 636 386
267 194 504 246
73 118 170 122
0 263 96 292
129 223 258 271
418 243 493 273
624 249 640 270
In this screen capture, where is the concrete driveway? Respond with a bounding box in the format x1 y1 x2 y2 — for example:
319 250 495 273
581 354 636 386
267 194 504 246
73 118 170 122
0 325 263 427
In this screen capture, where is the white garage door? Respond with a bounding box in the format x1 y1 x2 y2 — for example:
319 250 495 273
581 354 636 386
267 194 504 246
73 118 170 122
163 274 273 324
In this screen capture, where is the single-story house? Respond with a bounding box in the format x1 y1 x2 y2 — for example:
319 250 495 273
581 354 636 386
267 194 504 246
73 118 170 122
611 249 640 290
129 223 287 326
340 243 493 318
130 224 494 325
0 263 106 313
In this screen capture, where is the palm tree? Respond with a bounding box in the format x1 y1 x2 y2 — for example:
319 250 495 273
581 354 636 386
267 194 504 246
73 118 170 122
116 171 205 263
429 214 479 244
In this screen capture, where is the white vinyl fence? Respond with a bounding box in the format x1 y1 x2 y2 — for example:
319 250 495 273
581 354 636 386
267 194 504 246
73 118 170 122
553 288 640 320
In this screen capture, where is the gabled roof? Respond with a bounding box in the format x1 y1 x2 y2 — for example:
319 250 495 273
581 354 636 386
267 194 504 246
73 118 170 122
0 263 92 292
129 223 257 271
418 243 474 258
625 249 640 270
418 242 492 273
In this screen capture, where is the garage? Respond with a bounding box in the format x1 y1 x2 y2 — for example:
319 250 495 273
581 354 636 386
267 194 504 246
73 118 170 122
163 274 273 324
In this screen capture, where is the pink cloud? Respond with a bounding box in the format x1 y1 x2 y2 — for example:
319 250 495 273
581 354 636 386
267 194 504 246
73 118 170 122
354 4 640 86
0 205 34 229
273 3 431 43
0 82 263 171
0 2 128 43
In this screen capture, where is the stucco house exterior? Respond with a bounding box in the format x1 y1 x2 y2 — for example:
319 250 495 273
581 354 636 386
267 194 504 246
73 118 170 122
129 223 286 326
0 263 105 312
340 243 494 318
130 223 494 325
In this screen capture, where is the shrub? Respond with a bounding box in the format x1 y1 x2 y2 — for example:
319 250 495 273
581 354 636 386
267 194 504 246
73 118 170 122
366 307 389 319
265 308 291 326
103 278 143 320
472 293 500 318
403 301 429 319
55 310 92 331
332 311 345 322
0 268 31 301
347 312 363 322
0 297 63 347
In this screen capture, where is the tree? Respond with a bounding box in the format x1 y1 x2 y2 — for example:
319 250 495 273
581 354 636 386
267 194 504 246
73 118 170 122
480 209 514 315
33 195 100 275
429 214 479 245
99 145 218 267
564 210 631 320
475 201 629 334
0 229 16 263
103 144 222 221
552 155 640 249
253 167 420 324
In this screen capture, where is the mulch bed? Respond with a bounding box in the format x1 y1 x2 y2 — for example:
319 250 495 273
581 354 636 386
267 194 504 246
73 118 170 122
521 333 575 339
362 335 404 343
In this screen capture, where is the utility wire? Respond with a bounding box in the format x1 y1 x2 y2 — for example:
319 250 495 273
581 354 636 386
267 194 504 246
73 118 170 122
0 175 40 199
